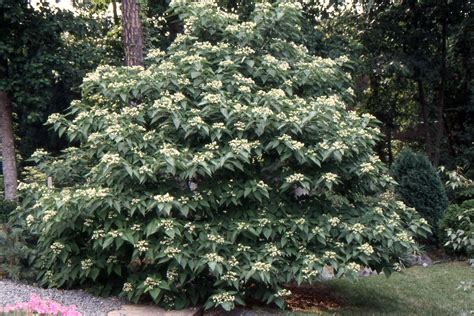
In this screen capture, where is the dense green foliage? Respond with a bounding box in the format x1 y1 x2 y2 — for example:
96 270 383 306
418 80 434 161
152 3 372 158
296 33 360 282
0 200 16 224
439 200 474 256
0 0 122 159
391 150 448 229
15 1 430 311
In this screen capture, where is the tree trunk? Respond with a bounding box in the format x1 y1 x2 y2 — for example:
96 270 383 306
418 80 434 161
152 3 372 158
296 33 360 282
0 92 17 201
417 79 433 159
111 0 119 25
122 0 144 67
433 2 448 166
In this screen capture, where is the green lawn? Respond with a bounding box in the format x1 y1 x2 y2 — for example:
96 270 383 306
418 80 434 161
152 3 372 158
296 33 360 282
290 261 473 315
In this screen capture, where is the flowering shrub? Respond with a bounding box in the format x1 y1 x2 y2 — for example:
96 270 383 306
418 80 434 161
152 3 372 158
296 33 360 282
1 294 80 316
17 0 430 311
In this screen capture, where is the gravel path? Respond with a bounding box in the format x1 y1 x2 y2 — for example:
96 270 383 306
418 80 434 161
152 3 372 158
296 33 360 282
0 279 124 315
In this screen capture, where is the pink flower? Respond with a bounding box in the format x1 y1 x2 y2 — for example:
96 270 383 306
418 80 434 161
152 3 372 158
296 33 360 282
1 293 81 316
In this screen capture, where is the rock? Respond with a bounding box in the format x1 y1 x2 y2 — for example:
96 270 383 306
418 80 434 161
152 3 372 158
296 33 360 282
108 305 202 316
320 265 335 280
405 254 433 267
358 266 378 277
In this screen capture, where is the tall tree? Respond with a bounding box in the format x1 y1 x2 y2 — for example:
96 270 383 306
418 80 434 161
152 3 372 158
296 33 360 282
122 0 144 66
0 92 17 201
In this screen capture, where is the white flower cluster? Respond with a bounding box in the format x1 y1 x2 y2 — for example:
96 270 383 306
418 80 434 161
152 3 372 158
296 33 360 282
203 93 221 104
207 80 223 90
251 106 274 117
108 230 123 238
211 292 235 304
81 259 93 270
238 85 251 94
322 172 338 183
229 139 259 153
46 113 62 125
154 193 174 203
147 48 165 59
360 162 375 173
275 289 292 297
26 214 34 226
189 116 205 127
50 242 65 255
205 252 224 263
207 234 225 244
122 282 134 292
159 144 180 157
346 262 361 272
253 261 272 272
91 229 105 240
323 251 337 260
259 88 286 99
75 187 110 199
136 240 149 252
302 267 319 279
107 255 118 264
212 122 225 130
144 277 162 289
258 218 271 227
262 54 290 71
349 223 365 234
167 268 178 281
358 243 374 255
285 173 304 183
328 216 341 227
43 210 58 222
374 207 384 215
396 232 415 244
221 271 239 281
265 244 282 257
237 244 251 251
164 246 181 258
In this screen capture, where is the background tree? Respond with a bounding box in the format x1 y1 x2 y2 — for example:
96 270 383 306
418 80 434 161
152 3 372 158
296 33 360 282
122 0 144 66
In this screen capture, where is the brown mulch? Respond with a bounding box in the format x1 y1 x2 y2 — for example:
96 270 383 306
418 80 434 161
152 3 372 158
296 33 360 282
284 284 345 312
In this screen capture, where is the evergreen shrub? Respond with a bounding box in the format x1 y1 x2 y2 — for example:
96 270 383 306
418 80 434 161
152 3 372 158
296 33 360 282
391 149 448 230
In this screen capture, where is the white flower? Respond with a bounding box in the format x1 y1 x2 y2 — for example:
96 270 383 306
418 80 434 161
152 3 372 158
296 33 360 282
275 289 292 297
144 277 161 289
253 261 272 272
285 173 304 183
328 216 341 226
122 282 134 292
322 172 338 183
346 262 361 272
221 271 239 281
50 242 65 255
101 153 121 165
136 240 149 252
154 193 174 203
164 246 181 257
205 252 224 263
26 215 34 227
358 243 374 255
207 234 225 244
349 223 365 234
81 259 93 270
211 292 235 304
159 144 180 157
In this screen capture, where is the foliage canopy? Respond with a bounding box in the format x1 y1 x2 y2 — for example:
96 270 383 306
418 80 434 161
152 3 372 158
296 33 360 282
17 0 430 311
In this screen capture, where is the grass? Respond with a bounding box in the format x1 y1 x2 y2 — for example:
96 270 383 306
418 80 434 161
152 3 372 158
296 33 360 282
288 261 474 315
